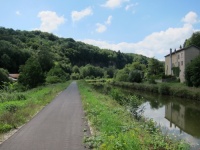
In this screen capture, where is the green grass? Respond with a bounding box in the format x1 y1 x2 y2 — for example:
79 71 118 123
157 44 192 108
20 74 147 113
111 81 200 101
0 81 71 134
78 80 189 150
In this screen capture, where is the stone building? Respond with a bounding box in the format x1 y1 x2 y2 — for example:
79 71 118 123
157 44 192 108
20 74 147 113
165 45 200 82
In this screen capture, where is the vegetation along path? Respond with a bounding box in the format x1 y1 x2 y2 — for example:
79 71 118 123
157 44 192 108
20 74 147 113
0 81 89 150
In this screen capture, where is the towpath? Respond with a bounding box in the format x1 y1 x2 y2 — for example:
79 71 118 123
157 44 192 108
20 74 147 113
0 81 89 150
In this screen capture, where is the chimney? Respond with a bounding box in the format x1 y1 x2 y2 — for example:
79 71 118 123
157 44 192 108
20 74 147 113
170 48 172 75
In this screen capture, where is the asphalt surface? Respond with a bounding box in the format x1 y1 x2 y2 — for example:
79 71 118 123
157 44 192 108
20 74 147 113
0 81 90 150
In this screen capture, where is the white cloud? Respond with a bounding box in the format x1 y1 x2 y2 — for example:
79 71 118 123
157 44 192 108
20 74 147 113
182 11 198 24
82 12 199 60
125 3 138 11
105 15 112 25
96 23 107 33
102 0 129 9
16 11 21 16
37 11 65 32
71 7 93 22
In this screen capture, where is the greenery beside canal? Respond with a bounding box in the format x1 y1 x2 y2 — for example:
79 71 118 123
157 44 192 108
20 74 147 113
78 81 189 150
111 81 200 101
0 81 70 134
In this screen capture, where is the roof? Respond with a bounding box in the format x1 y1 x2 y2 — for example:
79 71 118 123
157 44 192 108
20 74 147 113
165 45 200 57
9 74 19 79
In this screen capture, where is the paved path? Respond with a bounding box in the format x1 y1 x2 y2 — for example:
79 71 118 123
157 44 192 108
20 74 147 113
0 81 89 150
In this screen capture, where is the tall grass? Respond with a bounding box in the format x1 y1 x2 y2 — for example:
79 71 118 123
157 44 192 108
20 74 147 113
111 81 200 101
78 81 189 150
0 82 70 134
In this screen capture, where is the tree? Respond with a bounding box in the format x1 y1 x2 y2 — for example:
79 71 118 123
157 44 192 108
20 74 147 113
46 65 69 84
128 70 142 83
183 32 200 48
147 57 164 77
185 56 200 87
18 57 45 88
0 68 9 86
38 47 54 73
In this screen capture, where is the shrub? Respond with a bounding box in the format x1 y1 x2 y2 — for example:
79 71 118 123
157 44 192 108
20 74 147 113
18 56 45 88
128 70 142 83
0 68 9 87
158 84 170 95
0 124 13 133
185 56 200 87
46 76 62 84
70 73 80 80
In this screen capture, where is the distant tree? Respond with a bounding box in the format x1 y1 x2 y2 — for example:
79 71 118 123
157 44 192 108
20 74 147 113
46 65 69 83
72 65 79 73
185 56 200 87
18 57 45 88
128 70 142 83
147 57 164 77
115 69 129 82
183 32 200 48
38 47 54 73
0 68 9 86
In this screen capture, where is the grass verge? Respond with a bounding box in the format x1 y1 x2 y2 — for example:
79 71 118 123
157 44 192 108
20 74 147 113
78 80 189 150
0 81 71 136
111 81 200 101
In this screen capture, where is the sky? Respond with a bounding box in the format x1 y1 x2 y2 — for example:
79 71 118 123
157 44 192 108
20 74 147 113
0 0 200 60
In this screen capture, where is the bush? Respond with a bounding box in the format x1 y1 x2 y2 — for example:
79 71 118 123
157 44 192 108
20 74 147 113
18 57 45 88
158 84 170 95
0 124 13 133
128 70 142 83
70 73 80 80
0 68 9 87
46 76 62 84
185 56 200 87
46 66 69 83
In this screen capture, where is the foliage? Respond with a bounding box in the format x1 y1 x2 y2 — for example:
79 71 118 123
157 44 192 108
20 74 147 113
0 82 70 134
18 56 45 88
37 47 54 73
172 67 180 78
0 68 10 86
115 70 129 82
111 81 200 101
183 31 200 48
78 81 189 150
0 27 151 75
185 56 200 87
80 64 104 78
46 65 69 83
147 57 164 78
70 73 80 80
128 70 142 83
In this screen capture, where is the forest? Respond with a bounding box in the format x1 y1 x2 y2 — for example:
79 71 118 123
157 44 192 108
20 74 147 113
0 27 165 89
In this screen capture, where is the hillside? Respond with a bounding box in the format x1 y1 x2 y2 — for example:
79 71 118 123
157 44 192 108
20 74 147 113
0 27 150 73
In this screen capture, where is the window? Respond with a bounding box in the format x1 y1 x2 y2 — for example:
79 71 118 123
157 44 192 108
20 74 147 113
181 61 183 66
178 62 180 67
181 53 183 58
178 55 180 59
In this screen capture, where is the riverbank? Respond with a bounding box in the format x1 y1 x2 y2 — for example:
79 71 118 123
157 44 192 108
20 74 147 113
78 80 189 150
110 81 200 101
0 81 71 143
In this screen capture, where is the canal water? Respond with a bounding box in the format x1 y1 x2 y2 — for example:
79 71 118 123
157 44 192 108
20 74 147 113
91 83 200 150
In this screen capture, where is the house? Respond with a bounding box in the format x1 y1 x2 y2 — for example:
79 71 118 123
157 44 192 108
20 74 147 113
9 74 19 81
165 45 200 82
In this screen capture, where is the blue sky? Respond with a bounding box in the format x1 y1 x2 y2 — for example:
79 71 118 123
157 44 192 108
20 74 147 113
0 0 200 60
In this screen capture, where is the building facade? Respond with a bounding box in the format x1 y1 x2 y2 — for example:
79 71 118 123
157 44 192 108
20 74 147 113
165 46 200 82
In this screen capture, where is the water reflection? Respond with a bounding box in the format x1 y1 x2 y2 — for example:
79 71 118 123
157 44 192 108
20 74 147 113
91 83 200 149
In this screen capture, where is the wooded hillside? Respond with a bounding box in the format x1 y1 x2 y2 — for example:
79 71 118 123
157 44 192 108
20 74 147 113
0 27 149 73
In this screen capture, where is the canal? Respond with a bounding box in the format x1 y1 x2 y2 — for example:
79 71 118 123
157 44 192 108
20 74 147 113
91 83 200 150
